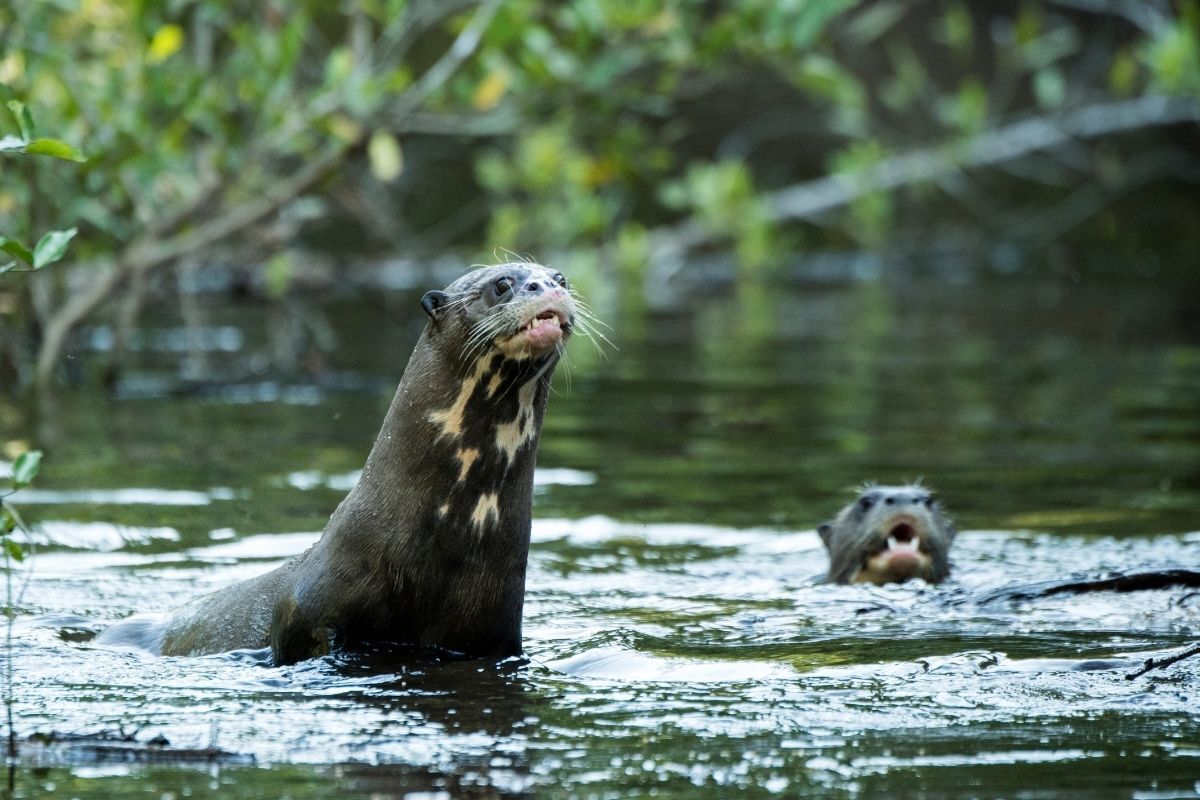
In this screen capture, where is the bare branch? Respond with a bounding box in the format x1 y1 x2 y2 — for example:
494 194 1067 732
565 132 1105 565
34 144 349 390
393 0 504 116
766 95 1200 223
1126 642 1200 680
651 95 1200 260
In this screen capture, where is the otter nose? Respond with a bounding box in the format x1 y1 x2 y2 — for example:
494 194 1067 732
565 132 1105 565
522 277 564 296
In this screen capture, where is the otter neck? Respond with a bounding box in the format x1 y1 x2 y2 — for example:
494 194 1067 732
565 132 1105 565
352 339 555 552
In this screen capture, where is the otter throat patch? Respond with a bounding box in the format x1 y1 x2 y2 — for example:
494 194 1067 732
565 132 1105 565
493 380 538 465
428 355 493 440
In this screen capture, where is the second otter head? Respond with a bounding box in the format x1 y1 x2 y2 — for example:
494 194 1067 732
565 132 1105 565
818 485 957 585
421 263 575 365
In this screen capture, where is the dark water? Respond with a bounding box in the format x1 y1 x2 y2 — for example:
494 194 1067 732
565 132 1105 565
3 261 1199 798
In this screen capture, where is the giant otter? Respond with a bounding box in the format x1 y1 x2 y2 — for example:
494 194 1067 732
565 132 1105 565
818 485 956 585
99 263 576 665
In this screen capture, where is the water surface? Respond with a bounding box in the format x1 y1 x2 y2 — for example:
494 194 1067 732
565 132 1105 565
3 262 1198 798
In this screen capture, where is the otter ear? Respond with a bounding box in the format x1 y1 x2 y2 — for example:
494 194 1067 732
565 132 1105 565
420 290 449 321
817 523 834 549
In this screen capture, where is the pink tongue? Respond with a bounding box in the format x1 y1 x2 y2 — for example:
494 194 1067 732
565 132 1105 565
523 317 561 350
888 546 921 578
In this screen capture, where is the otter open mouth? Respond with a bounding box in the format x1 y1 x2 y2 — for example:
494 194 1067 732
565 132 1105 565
522 309 565 336
855 516 931 584
500 302 571 358
885 521 919 553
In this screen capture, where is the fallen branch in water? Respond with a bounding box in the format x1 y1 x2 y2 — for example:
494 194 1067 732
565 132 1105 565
973 569 1200 605
1125 642 1200 680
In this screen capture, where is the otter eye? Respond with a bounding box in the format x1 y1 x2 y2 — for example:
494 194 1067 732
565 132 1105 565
858 497 874 512
552 272 567 287
494 276 513 296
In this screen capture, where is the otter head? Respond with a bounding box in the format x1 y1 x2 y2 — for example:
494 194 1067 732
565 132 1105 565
818 485 957 585
414 263 577 526
420 263 575 367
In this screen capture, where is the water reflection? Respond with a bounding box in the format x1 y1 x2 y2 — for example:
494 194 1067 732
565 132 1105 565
3 267 1198 797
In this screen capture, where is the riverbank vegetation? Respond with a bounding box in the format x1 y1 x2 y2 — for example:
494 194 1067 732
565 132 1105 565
1 1 1197 390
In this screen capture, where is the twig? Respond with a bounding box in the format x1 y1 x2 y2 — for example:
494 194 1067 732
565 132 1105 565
392 0 504 115
1125 642 1200 680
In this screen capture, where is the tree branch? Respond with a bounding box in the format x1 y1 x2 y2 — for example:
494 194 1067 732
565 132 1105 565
1126 642 1200 680
32 0 507 391
766 95 1200 224
33 144 348 390
650 95 1200 260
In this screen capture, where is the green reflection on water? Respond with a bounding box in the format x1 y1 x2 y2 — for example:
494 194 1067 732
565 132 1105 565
2 263 1198 799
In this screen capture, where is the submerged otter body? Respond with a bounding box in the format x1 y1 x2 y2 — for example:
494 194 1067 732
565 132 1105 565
818 485 956 585
99 263 576 664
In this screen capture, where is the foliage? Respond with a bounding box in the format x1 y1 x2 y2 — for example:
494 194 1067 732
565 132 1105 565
1 450 39 561
0 1 1197 388
0 102 82 276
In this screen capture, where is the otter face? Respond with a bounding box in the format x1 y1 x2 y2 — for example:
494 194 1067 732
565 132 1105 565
818 485 957 585
422 263 575 362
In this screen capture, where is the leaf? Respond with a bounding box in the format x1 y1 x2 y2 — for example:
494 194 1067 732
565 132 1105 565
1 508 12 535
0 236 34 267
23 138 87 162
473 69 510 111
5 100 34 140
148 24 185 64
32 228 77 270
11 450 42 488
367 131 403 182
0 261 18 276
2 538 23 563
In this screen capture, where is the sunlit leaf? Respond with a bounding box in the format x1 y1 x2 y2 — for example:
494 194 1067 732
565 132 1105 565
367 130 403 182
0 236 34 267
0 135 28 152
32 229 76 270
12 450 42 488
148 24 185 64
473 69 510 111
23 138 87 162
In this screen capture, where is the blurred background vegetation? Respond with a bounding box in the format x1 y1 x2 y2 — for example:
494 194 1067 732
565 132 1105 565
0 0 1198 391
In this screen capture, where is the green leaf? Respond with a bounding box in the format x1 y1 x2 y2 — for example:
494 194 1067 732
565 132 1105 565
32 229 77 270
0 261 18 276
1 508 13 536
0 236 34 267
12 450 42 488
2 538 23 563
23 138 87 162
6 100 34 140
